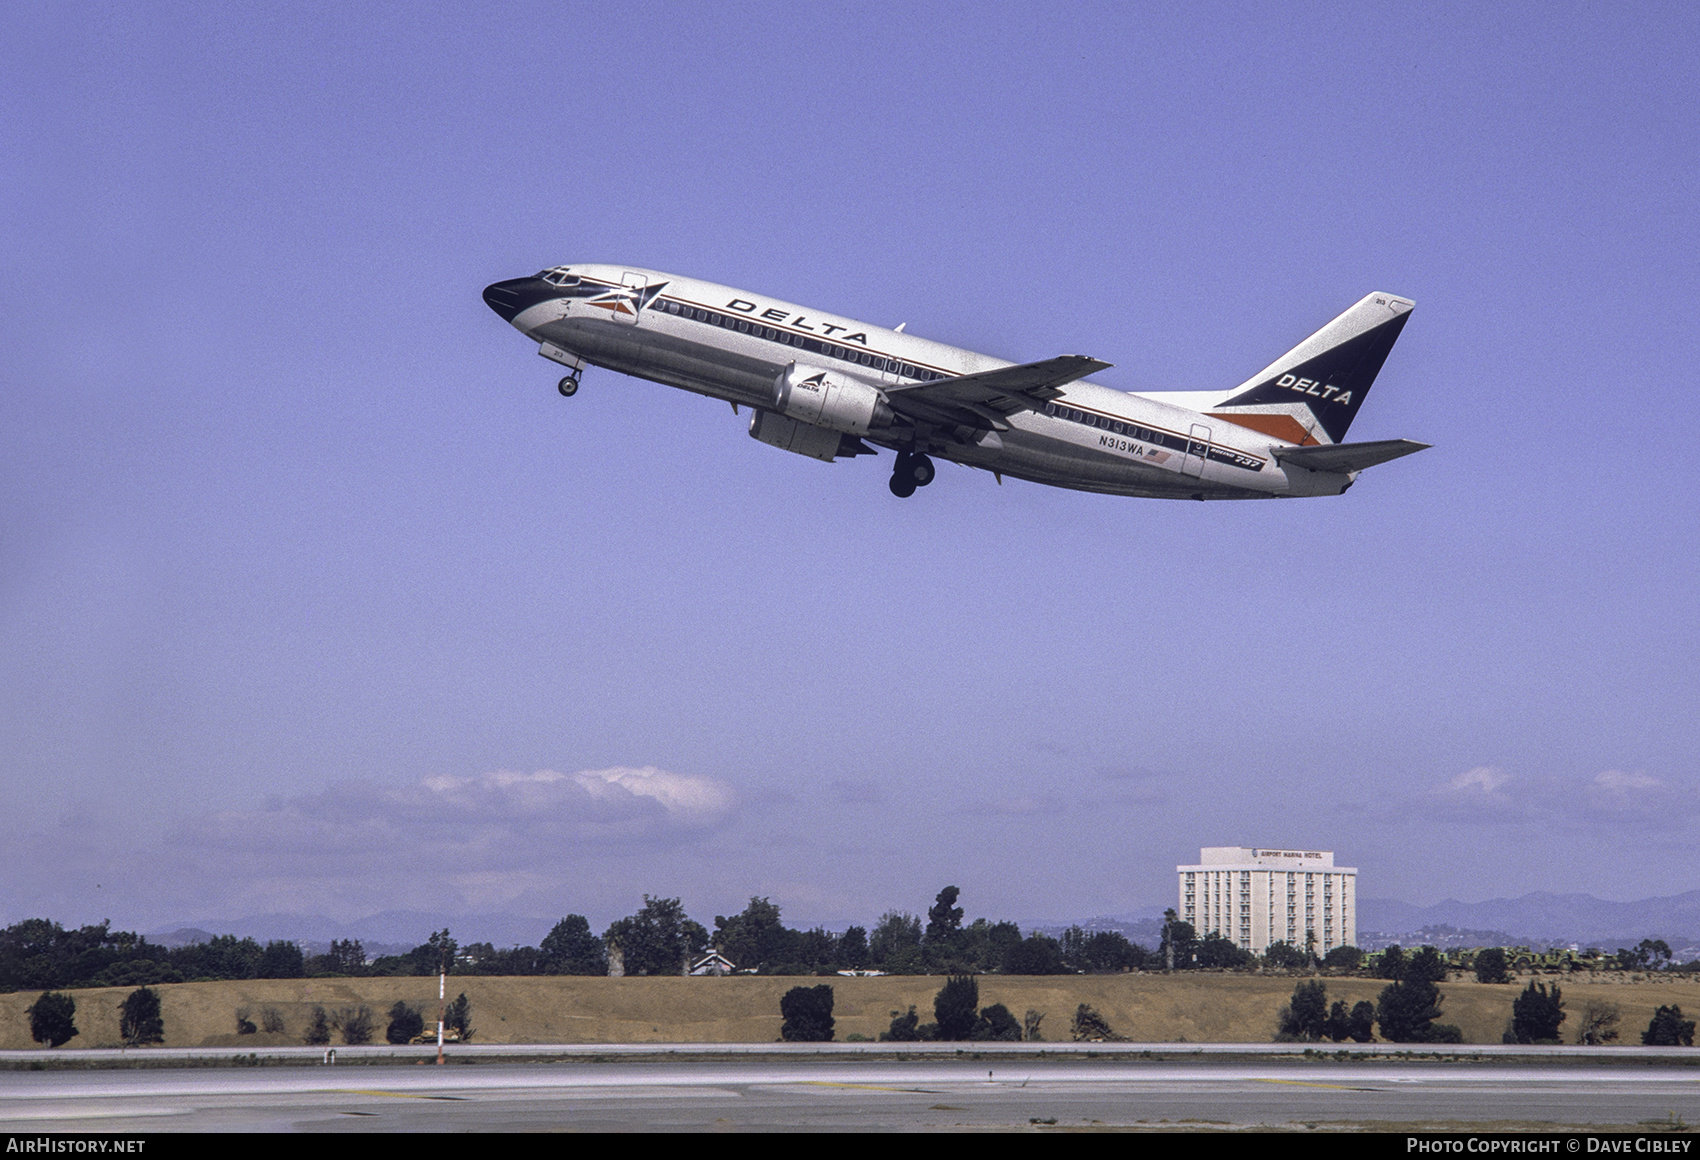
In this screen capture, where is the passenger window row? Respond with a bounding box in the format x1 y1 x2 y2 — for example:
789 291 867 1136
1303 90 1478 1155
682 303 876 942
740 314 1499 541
655 299 947 382
1044 402 1179 450
1042 403 1265 471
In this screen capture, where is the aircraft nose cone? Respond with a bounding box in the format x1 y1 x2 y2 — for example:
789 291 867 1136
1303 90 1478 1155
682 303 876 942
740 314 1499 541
482 278 530 323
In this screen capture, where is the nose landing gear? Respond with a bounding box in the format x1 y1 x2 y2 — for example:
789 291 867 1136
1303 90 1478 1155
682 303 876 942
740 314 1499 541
888 451 935 498
557 372 580 397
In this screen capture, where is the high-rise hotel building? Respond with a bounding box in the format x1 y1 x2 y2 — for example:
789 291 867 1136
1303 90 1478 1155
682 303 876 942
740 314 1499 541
1178 847 1357 955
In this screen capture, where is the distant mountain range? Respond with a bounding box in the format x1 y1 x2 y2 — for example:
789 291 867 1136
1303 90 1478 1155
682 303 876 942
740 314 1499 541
148 910 561 957
1356 891 1700 952
1038 894 1700 957
146 892 1700 958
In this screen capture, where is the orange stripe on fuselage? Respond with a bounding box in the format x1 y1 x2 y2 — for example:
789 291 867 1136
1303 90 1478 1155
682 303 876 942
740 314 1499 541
1207 412 1320 446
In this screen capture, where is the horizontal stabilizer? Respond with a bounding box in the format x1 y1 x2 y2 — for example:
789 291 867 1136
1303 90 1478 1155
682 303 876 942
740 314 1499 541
1272 439 1431 473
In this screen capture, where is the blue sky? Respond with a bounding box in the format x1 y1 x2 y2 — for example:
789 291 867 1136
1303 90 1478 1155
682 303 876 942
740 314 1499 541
2 2 1696 940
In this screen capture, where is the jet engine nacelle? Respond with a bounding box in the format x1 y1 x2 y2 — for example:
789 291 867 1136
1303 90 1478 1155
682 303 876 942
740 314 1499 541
749 410 858 462
773 363 894 437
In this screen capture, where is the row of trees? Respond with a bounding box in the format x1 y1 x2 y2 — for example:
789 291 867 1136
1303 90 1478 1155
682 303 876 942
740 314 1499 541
781 977 1151 1044
1278 945 1461 1043
0 920 314 991
27 986 165 1047
7 908 1690 992
1275 964 1697 1046
24 985 479 1048
1460 940 1684 984
0 918 606 991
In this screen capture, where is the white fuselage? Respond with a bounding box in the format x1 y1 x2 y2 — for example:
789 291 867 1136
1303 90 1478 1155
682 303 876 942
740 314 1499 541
494 264 1357 500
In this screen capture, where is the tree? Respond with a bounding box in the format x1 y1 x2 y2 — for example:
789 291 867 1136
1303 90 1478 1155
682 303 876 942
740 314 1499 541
1002 934 1067 975
460 942 542 976
925 886 964 947
385 929 457 977
258 940 305 979
789 927 836 975
1023 1009 1045 1041
1376 979 1458 1043
1264 941 1310 970
779 984 835 1042
1322 999 1351 1042
1196 933 1252 969
304 1005 331 1045
975 1003 1022 1041
336 1005 375 1045
1160 909 1196 971
1635 939 1673 970
1404 946 1448 983
1277 980 1328 1041
881 1005 922 1042
869 912 923 973
714 898 794 973
540 915 607 976
171 934 263 981
446 993 473 1041
27 991 77 1047
1373 972 1441 1040
1347 1001 1377 1043
958 919 1023 974
604 896 705 976
1062 928 1145 973
1377 945 1406 979
1642 1005 1695 1046
836 926 869 969
385 1001 424 1044
933 975 980 1041
119 987 164 1045
1322 945 1364 972
1474 947 1511 984
1071 1004 1122 1042
1575 999 1621 1045
1506 982 1565 1044
310 939 366 976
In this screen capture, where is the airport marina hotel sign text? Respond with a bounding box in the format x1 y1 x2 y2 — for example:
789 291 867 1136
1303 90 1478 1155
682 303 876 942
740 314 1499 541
1179 847 1357 955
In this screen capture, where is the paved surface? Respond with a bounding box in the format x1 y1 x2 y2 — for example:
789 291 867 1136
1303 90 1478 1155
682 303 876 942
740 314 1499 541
2 1057 1697 1132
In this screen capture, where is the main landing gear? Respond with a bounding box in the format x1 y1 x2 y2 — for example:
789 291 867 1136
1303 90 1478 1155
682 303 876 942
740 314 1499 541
888 451 935 498
557 371 580 397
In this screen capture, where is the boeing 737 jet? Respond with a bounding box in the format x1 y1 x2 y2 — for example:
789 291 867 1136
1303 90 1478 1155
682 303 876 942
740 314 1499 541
482 266 1426 499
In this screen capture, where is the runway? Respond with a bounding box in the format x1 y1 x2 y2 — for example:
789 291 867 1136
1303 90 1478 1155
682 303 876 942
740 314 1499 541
3 1056 1697 1132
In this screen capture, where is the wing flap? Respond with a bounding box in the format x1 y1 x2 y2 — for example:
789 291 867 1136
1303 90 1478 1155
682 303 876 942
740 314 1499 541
1272 439 1431 473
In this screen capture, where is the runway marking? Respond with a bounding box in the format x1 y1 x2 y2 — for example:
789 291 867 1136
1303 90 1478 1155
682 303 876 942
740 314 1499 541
798 1081 937 1094
334 1089 468 1101
1253 1078 1379 1092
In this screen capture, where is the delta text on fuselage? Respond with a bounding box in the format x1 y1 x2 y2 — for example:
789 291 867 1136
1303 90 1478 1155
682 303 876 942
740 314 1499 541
481 265 1428 500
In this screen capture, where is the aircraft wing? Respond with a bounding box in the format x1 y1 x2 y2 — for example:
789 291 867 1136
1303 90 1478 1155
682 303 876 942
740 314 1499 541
885 355 1112 431
1271 439 1431 472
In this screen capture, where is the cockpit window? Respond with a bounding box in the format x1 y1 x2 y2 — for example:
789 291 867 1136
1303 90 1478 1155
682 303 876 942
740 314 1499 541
539 267 580 287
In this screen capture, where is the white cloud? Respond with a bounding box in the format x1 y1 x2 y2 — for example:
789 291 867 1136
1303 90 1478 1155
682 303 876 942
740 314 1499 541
165 766 735 867
1447 766 1509 794
1592 769 1660 793
0 765 742 921
1417 765 1530 826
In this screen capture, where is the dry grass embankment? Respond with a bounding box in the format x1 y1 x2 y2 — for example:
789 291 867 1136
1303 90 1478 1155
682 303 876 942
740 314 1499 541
4 972 1697 1050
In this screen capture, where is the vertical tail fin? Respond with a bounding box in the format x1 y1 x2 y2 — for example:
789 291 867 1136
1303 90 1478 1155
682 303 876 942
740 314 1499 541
1213 293 1414 444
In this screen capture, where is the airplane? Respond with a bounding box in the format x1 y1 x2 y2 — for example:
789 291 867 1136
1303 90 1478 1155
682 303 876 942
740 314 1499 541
481 265 1427 500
